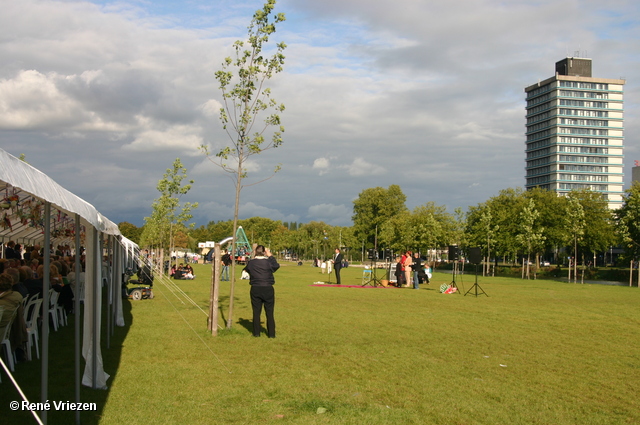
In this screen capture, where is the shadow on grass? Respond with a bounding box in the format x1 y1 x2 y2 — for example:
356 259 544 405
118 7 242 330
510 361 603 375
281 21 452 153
237 317 269 336
0 287 132 425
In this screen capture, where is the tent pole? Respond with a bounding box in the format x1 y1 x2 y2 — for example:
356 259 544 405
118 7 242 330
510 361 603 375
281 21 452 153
113 238 121 329
106 236 111 349
40 202 51 425
92 228 99 389
74 215 81 425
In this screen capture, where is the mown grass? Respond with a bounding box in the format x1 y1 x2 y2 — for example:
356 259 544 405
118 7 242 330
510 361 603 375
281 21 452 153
2 263 639 424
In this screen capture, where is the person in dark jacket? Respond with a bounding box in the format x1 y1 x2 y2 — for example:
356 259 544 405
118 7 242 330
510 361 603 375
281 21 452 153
411 252 422 289
332 248 343 285
244 245 279 338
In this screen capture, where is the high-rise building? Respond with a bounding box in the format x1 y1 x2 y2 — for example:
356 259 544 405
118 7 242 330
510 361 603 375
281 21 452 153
524 57 625 208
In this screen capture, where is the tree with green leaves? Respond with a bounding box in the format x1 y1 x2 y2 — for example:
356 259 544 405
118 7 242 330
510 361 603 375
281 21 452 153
474 188 526 265
141 158 198 271
616 181 640 260
515 198 545 279
466 203 499 276
568 190 616 266
379 210 413 253
524 188 569 262
118 221 143 245
564 193 586 283
201 0 286 329
352 185 407 250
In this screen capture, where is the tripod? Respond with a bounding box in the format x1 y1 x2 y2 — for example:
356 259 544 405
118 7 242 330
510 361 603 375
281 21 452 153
465 264 488 297
362 258 382 287
449 260 462 294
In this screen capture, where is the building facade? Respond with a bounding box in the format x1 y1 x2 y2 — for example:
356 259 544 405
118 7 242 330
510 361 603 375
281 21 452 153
524 57 625 208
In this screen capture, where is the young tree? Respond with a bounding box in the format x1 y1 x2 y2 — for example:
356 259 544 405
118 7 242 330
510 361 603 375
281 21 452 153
483 188 526 265
141 158 198 271
515 198 545 279
201 0 286 329
616 182 640 258
564 193 586 283
466 204 499 276
570 190 615 265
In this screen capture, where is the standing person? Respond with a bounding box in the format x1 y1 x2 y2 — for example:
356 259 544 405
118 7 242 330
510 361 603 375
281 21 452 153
333 248 343 285
402 251 413 288
4 241 17 260
411 252 422 289
394 256 405 287
244 245 279 338
221 250 231 281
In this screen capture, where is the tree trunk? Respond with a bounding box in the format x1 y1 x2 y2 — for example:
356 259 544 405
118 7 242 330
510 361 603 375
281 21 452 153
227 154 244 330
573 238 578 284
208 244 221 335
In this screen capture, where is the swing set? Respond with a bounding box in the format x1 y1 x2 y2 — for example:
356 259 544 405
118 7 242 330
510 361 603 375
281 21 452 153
233 226 252 264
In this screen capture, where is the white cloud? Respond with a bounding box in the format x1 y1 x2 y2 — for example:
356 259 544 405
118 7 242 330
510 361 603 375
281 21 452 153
200 99 223 118
0 70 81 129
312 157 330 175
122 123 203 153
341 157 386 177
0 0 638 229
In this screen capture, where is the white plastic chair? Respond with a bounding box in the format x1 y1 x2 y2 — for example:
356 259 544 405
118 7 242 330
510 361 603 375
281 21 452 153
55 297 67 328
1 308 18 372
23 298 42 361
48 290 60 332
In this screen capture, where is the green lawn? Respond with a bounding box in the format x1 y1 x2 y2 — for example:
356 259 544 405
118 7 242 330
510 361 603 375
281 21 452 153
2 262 639 424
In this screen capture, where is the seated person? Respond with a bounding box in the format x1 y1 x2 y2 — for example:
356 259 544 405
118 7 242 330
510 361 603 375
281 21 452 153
4 267 28 299
183 264 195 279
0 273 23 339
173 264 184 279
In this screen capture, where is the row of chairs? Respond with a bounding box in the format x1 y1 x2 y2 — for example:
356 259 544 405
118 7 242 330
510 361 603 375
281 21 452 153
1 289 68 375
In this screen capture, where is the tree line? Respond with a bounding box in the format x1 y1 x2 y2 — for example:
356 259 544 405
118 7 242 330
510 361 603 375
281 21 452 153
119 182 640 272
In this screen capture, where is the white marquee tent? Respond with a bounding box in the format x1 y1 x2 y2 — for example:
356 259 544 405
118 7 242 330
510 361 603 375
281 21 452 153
0 148 137 423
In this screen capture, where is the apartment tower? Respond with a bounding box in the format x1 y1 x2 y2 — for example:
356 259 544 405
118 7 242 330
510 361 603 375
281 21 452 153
524 57 625 208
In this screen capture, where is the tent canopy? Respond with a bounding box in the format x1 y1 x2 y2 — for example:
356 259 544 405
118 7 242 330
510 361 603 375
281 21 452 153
0 148 120 247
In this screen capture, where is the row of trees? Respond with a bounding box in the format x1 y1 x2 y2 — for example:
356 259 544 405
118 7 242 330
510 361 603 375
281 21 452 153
120 182 640 276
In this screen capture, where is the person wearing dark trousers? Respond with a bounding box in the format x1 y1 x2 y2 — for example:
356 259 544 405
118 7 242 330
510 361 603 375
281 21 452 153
244 245 280 338
411 251 422 289
333 248 343 285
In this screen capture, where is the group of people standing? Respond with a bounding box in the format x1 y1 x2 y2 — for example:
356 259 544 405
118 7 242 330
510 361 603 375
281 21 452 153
395 251 430 289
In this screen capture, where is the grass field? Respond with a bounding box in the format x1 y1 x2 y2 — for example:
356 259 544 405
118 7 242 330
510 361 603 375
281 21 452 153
2 262 639 424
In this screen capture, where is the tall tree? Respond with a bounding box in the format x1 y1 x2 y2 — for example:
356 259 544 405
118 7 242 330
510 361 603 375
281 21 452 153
352 185 407 249
201 0 286 329
484 188 527 264
118 221 143 245
525 188 569 260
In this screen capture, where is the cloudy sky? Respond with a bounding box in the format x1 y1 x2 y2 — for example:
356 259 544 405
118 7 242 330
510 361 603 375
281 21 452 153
1 0 638 228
